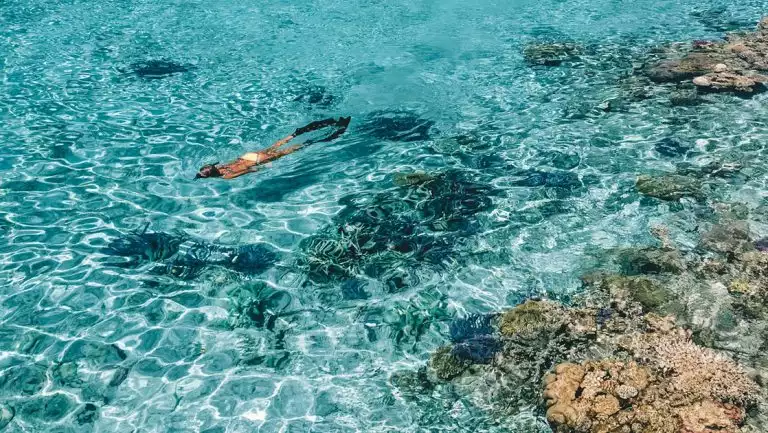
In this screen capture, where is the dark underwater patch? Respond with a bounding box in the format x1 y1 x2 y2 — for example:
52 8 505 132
102 228 277 278
451 336 502 364
292 84 336 108
340 279 370 300
131 60 191 79
360 110 435 142
654 138 692 158
449 314 496 343
299 170 499 285
508 169 583 190
103 227 184 264
690 7 754 32
228 283 292 330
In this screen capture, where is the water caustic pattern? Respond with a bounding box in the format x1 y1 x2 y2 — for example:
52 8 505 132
1 0 768 431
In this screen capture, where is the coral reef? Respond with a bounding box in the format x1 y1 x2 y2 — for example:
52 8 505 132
717 251 768 319
543 358 749 433
699 221 754 255
499 300 566 337
542 313 757 433
411 228 768 432
644 17 768 95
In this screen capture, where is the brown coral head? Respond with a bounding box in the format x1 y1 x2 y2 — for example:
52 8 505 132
692 40 716 49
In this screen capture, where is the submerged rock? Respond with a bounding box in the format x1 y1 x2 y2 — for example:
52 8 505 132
616 247 686 275
429 345 470 380
645 52 730 83
523 42 581 66
585 273 672 313
669 88 705 106
636 174 702 201
392 171 436 187
693 71 768 94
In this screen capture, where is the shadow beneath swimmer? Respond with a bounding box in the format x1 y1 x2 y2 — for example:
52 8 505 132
101 226 278 279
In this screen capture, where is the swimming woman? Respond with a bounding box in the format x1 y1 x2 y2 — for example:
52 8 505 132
195 117 351 180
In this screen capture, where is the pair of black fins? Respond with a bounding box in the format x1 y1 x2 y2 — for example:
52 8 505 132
293 116 351 145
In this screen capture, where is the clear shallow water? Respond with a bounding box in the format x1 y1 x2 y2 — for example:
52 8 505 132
1 0 768 432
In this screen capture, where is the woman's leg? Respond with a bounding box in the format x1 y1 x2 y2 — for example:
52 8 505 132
267 134 296 150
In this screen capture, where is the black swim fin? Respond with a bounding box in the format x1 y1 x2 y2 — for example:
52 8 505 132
310 117 351 144
337 116 351 128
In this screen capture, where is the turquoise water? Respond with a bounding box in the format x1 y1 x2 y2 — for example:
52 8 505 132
2 0 768 432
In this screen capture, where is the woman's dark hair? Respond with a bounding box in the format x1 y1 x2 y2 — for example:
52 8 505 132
195 163 222 179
